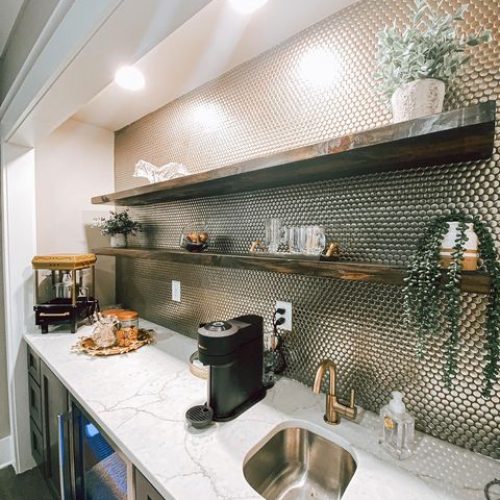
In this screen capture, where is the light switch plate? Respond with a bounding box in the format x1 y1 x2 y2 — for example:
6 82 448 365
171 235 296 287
172 280 181 302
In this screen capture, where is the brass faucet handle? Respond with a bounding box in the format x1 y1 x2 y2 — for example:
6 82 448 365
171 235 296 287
345 388 357 420
334 388 357 421
349 389 355 409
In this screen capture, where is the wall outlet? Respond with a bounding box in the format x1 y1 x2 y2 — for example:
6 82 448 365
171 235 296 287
275 300 292 331
172 280 181 302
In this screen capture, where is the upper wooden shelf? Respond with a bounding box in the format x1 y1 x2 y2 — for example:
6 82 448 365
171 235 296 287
92 101 496 206
94 247 490 294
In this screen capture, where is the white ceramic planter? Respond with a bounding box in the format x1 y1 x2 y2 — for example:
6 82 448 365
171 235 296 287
391 78 445 123
110 233 127 248
440 222 478 271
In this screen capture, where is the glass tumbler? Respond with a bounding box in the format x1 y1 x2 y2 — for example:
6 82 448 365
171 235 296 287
264 218 286 253
287 226 301 253
299 226 326 255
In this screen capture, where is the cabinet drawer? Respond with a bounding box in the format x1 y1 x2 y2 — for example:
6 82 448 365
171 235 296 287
27 346 40 385
30 417 44 466
28 375 42 430
134 468 166 500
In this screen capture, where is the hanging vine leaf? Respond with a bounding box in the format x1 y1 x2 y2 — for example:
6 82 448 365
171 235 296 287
404 212 500 397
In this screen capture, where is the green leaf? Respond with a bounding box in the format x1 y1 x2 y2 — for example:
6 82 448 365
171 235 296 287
374 0 489 99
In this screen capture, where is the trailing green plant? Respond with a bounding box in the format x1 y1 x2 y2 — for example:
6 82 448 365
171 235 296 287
404 212 500 398
375 0 491 100
93 209 143 236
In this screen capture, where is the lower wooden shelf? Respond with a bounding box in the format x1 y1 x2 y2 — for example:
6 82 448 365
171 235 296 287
94 247 490 294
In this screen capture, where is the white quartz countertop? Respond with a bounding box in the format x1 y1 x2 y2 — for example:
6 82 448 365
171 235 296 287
24 321 498 500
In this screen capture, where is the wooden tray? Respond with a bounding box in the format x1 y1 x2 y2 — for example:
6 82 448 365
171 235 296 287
72 329 155 356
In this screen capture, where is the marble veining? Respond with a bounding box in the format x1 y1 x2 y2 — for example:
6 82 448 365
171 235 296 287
24 321 499 500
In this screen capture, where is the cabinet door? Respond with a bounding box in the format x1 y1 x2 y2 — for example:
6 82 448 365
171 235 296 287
28 375 42 430
29 418 44 466
135 468 166 500
27 346 41 384
41 361 69 499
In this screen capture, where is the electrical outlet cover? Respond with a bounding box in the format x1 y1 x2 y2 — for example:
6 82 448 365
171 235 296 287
275 300 292 331
172 280 181 302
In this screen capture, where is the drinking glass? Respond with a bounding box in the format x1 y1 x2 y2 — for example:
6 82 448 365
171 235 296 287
264 218 286 253
287 226 301 253
299 226 326 255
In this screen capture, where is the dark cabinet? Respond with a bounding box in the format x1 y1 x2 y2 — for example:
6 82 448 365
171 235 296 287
27 345 166 500
135 468 166 500
27 346 44 469
28 346 41 381
29 417 44 466
28 374 42 430
40 360 69 499
28 346 69 499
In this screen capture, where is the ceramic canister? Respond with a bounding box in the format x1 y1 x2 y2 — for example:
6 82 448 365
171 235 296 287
391 78 445 123
440 222 478 271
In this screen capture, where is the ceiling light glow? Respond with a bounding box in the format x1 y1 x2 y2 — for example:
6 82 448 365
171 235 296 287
192 103 222 130
114 66 145 91
299 48 342 87
229 0 268 15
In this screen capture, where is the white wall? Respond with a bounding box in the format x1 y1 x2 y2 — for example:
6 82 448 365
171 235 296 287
0 146 8 443
35 119 115 306
2 143 37 472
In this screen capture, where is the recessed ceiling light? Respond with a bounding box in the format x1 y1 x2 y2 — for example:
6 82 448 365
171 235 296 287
229 0 268 15
299 47 342 87
114 66 145 91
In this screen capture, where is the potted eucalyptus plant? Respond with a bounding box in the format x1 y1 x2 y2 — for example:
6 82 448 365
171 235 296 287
404 213 500 398
375 0 491 123
94 210 143 248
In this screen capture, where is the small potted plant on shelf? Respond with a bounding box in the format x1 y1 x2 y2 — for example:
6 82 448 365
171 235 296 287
93 210 143 248
375 0 491 123
404 212 500 398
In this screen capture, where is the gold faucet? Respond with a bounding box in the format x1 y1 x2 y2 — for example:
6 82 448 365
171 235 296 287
313 359 357 425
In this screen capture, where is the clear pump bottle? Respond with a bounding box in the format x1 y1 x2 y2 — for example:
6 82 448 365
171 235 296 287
78 271 89 298
62 272 73 299
379 391 414 460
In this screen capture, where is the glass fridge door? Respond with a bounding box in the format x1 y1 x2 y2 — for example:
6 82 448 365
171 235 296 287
72 402 128 500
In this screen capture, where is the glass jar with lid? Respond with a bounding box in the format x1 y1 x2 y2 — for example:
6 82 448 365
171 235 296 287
101 308 139 329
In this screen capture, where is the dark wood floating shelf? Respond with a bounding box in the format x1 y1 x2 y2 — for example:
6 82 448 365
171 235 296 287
92 101 495 206
94 247 490 294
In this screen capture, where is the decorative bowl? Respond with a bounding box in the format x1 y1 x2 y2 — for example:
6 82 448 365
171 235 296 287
180 223 209 252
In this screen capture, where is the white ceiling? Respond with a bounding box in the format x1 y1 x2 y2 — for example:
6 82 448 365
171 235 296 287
7 0 212 146
75 0 359 132
0 0 24 56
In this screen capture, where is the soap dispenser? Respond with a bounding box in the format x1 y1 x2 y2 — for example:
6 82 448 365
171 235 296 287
379 391 414 460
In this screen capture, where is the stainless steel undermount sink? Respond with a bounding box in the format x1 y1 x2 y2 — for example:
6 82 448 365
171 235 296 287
243 425 356 500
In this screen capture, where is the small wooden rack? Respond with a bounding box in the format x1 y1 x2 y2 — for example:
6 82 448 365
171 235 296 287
91 102 496 206
94 247 490 294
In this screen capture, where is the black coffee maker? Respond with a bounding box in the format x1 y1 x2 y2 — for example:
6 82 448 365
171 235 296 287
187 315 266 426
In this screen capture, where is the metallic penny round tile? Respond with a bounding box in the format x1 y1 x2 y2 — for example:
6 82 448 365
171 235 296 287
114 0 500 458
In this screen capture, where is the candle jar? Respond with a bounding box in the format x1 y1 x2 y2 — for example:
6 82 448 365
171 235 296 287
102 309 139 329
440 222 478 271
